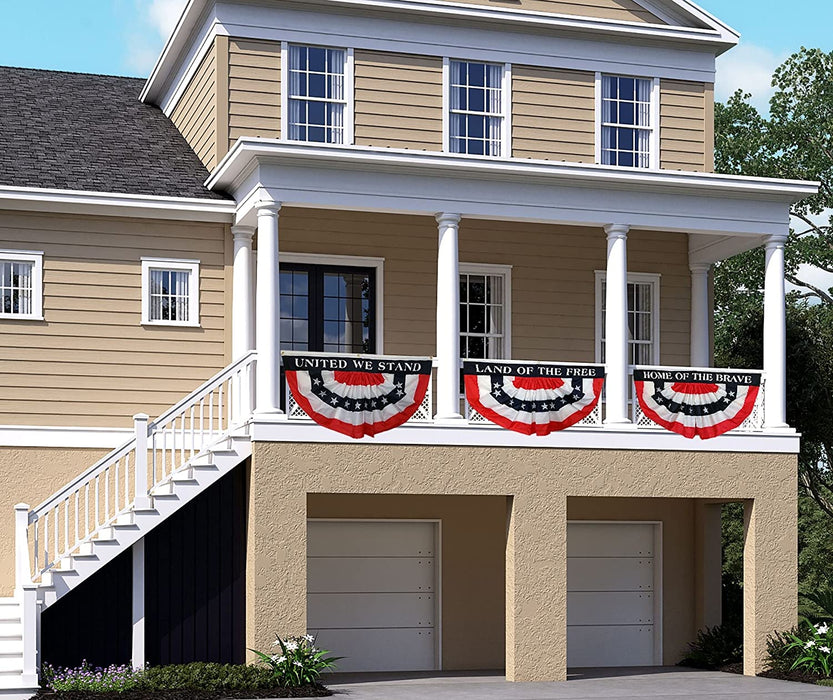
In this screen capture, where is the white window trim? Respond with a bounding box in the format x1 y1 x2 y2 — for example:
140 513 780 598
281 43 354 146
594 270 661 365
0 249 44 321
273 251 385 353
141 257 201 327
595 73 661 170
443 58 512 158
459 261 512 360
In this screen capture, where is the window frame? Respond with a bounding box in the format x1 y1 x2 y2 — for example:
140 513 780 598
0 249 44 321
595 73 661 170
459 262 513 361
594 270 661 366
141 258 201 327
280 42 355 146
443 58 512 158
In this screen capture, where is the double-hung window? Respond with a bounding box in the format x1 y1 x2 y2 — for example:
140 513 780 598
599 75 657 168
459 264 511 360
0 250 43 320
596 272 660 366
448 60 506 157
287 45 348 144
141 258 200 326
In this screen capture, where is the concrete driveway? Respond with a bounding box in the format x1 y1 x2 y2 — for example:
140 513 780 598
327 668 833 699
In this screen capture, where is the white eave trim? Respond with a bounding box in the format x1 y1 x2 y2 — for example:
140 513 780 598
0 185 235 222
0 425 133 449
207 139 818 205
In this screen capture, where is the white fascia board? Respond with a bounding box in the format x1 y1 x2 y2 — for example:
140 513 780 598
250 419 800 455
0 426 133 449
210 141 816 237
0 186 235 223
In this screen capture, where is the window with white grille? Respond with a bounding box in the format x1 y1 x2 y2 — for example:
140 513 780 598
287 45 348 144
595 272 660 366
599 75 657 169
141 259 200 326
0 250 43 320
459 264 511 360
448 60 506 157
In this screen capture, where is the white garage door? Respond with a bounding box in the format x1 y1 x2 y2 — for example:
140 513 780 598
307 520 438 672
567 522 660 668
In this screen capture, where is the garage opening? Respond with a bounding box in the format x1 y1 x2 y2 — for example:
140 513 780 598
567 521 662 668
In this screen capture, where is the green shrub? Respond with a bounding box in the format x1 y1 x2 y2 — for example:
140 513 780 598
142 663 277 691
781 622 833 677
819 678 833 686
767 627 805 672
679 625 743 670
801 589 833 624
251 635 340 688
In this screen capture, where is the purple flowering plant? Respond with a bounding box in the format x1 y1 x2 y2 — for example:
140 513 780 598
42 661 145 692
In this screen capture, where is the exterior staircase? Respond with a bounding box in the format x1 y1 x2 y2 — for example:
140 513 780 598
5 352 257 699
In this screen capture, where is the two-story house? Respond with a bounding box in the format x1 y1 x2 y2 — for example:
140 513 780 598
0 0 818 696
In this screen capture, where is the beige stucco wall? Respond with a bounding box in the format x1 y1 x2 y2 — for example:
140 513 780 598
0 447 109 595
247 442 797 681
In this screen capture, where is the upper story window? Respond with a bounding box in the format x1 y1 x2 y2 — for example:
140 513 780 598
599 75 657 169
287 45 349 144
447 60 508 157
460 264 512 360
595 272 660 365
141 258 200 327
0 250 43 320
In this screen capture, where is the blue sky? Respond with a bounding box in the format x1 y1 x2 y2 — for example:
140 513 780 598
0 0 829 109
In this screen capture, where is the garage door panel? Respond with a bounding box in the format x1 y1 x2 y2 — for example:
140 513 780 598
567 591 654 626
567 556 654 592
567 625 655 668
567 523 655 558
308 521 436 557
308 556 435 593
315 628 437 673
308 592 435 629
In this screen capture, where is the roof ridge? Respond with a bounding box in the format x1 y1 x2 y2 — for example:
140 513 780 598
0 64 145 81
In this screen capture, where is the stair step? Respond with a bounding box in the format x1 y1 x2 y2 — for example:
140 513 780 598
114 513 134 526
0 655 24 672
150 482 175 496
94 527 117 541
0 641 22 656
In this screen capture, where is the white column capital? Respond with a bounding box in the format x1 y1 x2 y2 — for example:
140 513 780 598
764 232 789 249
256 201 282 217
604 223 630 240
435 212 462 226
231 224 255 242
689 262 712 275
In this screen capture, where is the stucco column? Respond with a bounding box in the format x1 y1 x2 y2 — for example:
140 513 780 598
694 502 722 631
763 233 788 429
743 493 798 675
246 446 307 658
232 225 255 360
435 213 464 422
690 263 711 367
255 202 283 415
604 224 631 425
506 493 567 681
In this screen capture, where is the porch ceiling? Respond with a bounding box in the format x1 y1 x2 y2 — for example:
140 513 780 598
210 140 816 246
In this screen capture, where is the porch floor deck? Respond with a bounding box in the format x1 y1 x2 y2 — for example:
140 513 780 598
325 667 833 699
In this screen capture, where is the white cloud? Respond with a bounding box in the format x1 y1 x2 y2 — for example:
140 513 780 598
715 42 788 113
123 0 188 76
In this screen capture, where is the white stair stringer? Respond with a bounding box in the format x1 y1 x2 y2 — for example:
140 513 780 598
0 597 36 699
38 432 252 609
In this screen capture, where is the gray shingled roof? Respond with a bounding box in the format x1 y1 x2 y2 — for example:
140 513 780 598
0 66 229 200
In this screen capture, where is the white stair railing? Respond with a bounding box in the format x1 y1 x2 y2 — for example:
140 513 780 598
22 351 257 582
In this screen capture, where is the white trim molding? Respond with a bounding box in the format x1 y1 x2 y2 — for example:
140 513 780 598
0 425 133 449
140 257 201 327
0 249 44 321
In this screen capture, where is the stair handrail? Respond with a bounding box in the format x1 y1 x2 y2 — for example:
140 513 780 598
28 350 257 523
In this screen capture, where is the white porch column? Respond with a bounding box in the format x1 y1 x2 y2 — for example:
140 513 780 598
764 233 788 429
131 539 145 669
690 263 711 367
604 224 631 425
255 201 283 415
232 225 255 360
435 213 464 421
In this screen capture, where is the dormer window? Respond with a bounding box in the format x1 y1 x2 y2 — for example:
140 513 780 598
447 60 508 157
287 45 348 144
599 75 658 169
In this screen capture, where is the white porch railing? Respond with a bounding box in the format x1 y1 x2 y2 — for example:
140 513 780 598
22 352 257 582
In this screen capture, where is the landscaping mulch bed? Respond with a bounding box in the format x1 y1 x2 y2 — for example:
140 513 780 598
760 669 830 685
36 687 331 700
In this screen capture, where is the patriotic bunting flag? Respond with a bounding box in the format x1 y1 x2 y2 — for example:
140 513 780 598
463 360 605 436
633 368 761 440
283 352 433 439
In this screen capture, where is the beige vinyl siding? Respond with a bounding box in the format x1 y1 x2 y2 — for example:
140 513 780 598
660 80 710 172
277 208 690 366
170 42 218 170
449 0 664 23
0 211 228 427
354 51 443 151
228 38 281 151
512 66 595 163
